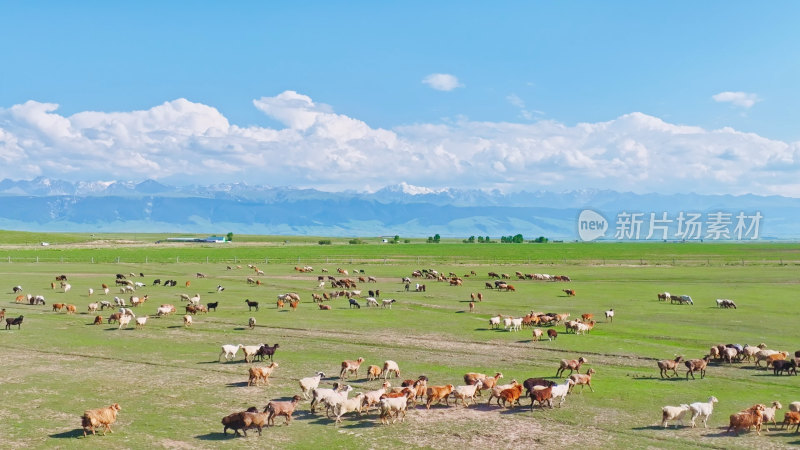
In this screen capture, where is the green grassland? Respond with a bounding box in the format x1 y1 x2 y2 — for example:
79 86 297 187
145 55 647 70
0 237 799 448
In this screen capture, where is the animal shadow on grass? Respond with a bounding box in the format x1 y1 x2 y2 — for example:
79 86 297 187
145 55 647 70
339 418 379 429
233 327 247 331
497 405 531 415
631 376 687 382
195 432 240 441
49 429 85 439
167 325 185 329
226 381 250 388
631 425 671 431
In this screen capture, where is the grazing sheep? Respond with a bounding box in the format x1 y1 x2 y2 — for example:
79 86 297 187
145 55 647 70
548 329 558 341
556 356 588 377
81 403 121 436
689 396 718 428
657 356 684 379
662 404 691 428
367 365 383 381
383 360 400 380
266 395 302 426
340 357 365 380
489 315 501 329
183 314 192 327
244 299 259 311
88 302 99 312
92 315 103 325
605 308 614 323
248 317 256 329
298 372 327 399
118 314 133 329
381 298 396 308
248 362 279 386
728 404 766 436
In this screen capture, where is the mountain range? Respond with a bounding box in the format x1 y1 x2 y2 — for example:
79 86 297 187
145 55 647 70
0 177 795 240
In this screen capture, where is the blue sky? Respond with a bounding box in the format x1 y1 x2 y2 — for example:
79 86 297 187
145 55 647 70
1 2 798 195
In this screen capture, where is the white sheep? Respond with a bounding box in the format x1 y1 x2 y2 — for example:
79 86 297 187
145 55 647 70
361 381 391 412
135 316 148 328
63 283 71 293
452 380 483 407
762 401 783 430
503 317 513 330
509 317 523 332
383 360 400 380
183 314 192 327
605 308 614 322
661 404 691 428
88 288 94 296
790 401 800 412
87 302 99 312
689 396 718 428
379 394 410 424
366 297 378 307
118 314 133 329
550 379 574 407
489 315 501 329
310 384 353 416
241 344 265 363
299 372 327 399
219 344 242 362
114 296 126 307
332 393 366 425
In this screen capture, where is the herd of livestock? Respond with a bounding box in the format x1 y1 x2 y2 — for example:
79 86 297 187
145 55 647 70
4 264 798 442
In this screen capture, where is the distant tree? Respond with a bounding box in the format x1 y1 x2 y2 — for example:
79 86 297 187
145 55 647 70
513 234 524 243
427 236 434 243
485 236 491 243
318 239 332 245
533 236 549 243
467 235 475 243
477 236 484 243
226 232 234 241
433 234 441 243
393 235 400 243
348 238 364 245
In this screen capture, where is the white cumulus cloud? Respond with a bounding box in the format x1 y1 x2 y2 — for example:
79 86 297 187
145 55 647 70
0 92 798 196
422 73 464 91
712 91 761 108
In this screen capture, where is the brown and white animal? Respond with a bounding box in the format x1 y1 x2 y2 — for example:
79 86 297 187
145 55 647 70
340 357 365 380
496 383 525 408
248 362 279 386
379 390 413 424
556 356 588 377
81 403 122 437
367 365 383 381
382 360 400 380
362 381 391 412
661 404 691 428
762 401 783 431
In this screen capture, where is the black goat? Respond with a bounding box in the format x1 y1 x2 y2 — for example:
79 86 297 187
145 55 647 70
349 298 360 309
255 343 280 362
245 299 259 311
773 359 797 376
207 302 219 312
5 315 23 330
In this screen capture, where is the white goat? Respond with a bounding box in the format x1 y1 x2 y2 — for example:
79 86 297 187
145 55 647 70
219 344 242 362
333 393 366 425
689 396 718 428
452 380 483 407
299 372 326 399
310 384 353 416
550 379 574 407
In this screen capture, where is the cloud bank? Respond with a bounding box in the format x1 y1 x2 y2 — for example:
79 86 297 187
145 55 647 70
1 91 798 196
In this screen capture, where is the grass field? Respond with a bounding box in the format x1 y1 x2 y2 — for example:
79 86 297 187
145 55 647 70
1 237 799 449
